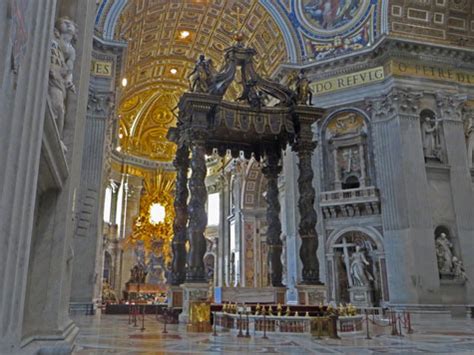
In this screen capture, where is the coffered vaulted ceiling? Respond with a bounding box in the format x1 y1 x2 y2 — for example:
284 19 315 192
113 0 288 162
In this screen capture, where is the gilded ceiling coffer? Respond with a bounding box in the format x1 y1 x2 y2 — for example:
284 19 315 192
167 40 325 286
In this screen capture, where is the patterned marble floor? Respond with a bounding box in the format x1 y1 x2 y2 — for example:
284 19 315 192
72 313 474 354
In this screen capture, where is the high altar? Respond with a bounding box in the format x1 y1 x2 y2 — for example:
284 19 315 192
167 37 327 322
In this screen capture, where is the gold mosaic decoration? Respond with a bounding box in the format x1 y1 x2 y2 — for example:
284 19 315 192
124 171 176 264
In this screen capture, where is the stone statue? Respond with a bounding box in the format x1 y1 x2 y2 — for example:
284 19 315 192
463 114 474 166
452 257 468 281
295 70 313 105
289 70 313 105
147 251 165 284
48 17 77 136
421 113 442 160
188 54 213 93
349 246 374 286
435 233 453 274
102 279 117 303
129 264 147 284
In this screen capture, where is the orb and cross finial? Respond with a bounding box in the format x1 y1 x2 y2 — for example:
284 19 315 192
232 5 245 43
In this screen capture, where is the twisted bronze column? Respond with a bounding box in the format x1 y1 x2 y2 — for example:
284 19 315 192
186 135 208 282
294 140 321 284
170 145 189 285
262 149 283 287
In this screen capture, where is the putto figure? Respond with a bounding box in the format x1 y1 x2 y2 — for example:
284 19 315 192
48 17 77 136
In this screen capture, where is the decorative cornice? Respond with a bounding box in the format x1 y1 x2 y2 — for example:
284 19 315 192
277 37 474 82
111 150 174 171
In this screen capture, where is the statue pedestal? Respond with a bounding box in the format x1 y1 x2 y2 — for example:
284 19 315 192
179 283 209 324
297 284 327 305
167 286 183 308
349 286 373 307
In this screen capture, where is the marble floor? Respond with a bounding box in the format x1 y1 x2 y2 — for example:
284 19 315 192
72 313 474 354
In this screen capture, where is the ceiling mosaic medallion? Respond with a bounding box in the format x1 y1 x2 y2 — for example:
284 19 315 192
297 0 370 34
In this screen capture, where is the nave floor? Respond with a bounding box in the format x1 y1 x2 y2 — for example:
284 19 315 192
72 313 474 354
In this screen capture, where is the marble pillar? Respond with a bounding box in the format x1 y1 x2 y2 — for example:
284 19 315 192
70 88 114 312
262 148 283 287
282 146 300 303
171 145 189 285
70 36 123 312
437 94 474 301
0 0 97 353
370 88 440 305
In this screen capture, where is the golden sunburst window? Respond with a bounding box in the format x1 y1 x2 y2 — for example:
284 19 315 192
149 202 166 225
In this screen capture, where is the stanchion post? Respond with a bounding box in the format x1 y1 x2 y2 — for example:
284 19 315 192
390 311 397 336
128 304 131 325
365 309 371 340
397 313 403 337
407 312 413 334
141 305 146 331
317 318 323 339
162 308 168 334
212 311 218 336
133 305 138 327
245 311 250 338
237 311 244 337
262 313 268 339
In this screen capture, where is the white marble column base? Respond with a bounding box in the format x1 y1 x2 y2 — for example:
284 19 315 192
179 283 209 324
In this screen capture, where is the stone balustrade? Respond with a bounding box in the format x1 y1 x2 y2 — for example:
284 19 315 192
213 312 361 337
320 186 381 219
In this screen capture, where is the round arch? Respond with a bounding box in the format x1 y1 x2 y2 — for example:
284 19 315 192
326 225 384 252
321 107 371 133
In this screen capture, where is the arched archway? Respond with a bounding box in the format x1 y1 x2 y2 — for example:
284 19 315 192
326 228 388 306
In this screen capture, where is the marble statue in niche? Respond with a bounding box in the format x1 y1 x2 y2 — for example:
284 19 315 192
421 111 443 162
463 114 474 166
281 234 287 285
48 17 77 137
349 246 374 286
452 257 467 281
435 231 467 281
435 232 453 275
